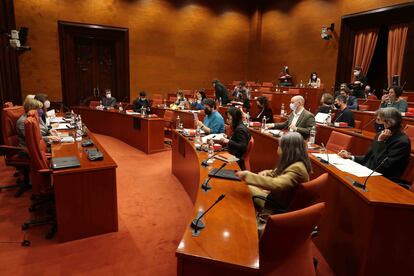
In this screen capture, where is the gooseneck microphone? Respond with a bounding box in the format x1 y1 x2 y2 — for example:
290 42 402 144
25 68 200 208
201 162 227 192
354 117 376 134
191 194 226 237
318 143 330 164
352 157 389 191
201 147 227 167
333 111 344 123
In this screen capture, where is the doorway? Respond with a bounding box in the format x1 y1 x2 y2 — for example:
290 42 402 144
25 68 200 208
58 21 129 107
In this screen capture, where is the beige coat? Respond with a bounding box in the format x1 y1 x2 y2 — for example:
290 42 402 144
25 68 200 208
245 161 309 209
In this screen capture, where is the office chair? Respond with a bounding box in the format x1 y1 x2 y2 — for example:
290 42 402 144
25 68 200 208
22 110 56 239
326 131 354 152
0 106 31 195
243 136 254 171
259 203 325 276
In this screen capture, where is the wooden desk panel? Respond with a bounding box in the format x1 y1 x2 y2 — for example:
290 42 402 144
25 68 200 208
357 98 414 111
151 107 205 129
72 107 165 154
248 129 414 275
52 131 118 242
172 131 259 276
353 110 414 133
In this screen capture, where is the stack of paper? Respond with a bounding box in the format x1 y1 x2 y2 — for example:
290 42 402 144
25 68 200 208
201 133 226 144
312 153 382 177
54 123 73 130
49 117 65 123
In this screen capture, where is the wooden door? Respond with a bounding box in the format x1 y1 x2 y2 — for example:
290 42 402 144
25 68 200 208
59 21 129 107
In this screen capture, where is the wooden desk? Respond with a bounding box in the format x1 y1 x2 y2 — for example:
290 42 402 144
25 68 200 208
172 131 259 275
357 98 414 110
51 130 118 242
353 110 414 133
249 128 414 276
152 107 205 129
72 106 165 154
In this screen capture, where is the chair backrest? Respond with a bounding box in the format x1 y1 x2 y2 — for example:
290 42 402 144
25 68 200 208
326 131 353 152
232 80 240 86
89 101 100 108
24 110 49 171
152 94 163 106
259 202 325 276
408 107 414 113
402 153 414 184
367 94 377 100
2 106 25 146
359 104 369 111
163 110 175 128
242 136 254 171
289 173 328 211
3 102 13 108
405 124 414 139
354 120 361 129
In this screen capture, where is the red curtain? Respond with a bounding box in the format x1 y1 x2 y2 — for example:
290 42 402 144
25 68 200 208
352 29 379 79
387 24 409 86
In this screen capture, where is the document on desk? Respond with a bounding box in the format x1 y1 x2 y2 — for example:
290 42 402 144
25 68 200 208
49 116 65 123
267 129 282 136
312 153 382 177
54 123 73 130
202 133 226 144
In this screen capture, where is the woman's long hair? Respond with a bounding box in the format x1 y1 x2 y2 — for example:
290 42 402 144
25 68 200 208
275 132 312 175
226 106 242 130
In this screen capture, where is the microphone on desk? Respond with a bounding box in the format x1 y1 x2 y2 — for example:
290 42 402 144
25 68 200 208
190 194 226 237
201 162 227 192
354 117 376 134
351 157 389 191
318 143 330 164
201 147 228 167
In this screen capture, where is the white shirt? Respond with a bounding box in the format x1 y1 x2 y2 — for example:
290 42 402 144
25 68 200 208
290 107 305 130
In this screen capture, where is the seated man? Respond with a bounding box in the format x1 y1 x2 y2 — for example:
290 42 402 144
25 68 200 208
233 81 251 101
333 95 355 127
133 91 151 112
269 95 315 139
102 89 117 108
380 86 408 112
196 98 225 134
338 107 410 183
340 87 358 110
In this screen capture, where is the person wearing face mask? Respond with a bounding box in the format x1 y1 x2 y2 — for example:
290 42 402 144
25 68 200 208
189 89 206 110
307 72 321 88
218 107 251 169
380 86 408 112
235 132 312 211
339 87 358 110
268 95 315 139
334 83 348 97
34 93 51 124
101 89 117 108
251 96 274 123
333 95 355 127
316 93 334 114
350 66 367 98
133 91 151 112
338 107 410 183
196 98 224 134
232 81 251 101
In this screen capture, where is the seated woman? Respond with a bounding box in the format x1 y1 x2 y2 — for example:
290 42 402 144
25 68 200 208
338 107 410 183
170 90 188 110
189 89 206 110
34 93 51 125
380 86 408 112
251 96 274 123
219 107 251 170
316 93 334 114
133 91 151 112
235 132 312 211
308 72 321 88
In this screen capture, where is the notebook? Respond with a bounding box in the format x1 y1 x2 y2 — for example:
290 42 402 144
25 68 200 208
208 169 240 181
50 156 80 170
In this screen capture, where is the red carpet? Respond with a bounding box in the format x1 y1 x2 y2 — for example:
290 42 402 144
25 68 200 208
0 134 193 275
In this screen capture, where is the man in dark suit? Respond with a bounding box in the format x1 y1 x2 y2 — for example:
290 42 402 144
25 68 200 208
102 89 117 108
333 95 355 127
269 95 315 139
339 107 411 184
133 91 151 112
212 79 230 105
340 87 358 110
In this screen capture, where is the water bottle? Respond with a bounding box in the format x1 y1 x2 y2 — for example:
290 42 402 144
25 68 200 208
176 115 181 130
219 97 222 107
77 115 82 130
261 116 267 132
208 139 215 162
308 125 316 146
195 126 201 144
281 104 285 116
300 80 304 88
245 112 250 126
141 106 145 116
163 98 167 107
326 111 332 125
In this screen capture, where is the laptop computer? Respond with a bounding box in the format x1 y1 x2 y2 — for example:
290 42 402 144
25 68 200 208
208 169 240 181
50 156 81 170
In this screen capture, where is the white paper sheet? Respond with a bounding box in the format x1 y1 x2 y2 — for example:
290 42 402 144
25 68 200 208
49 116 65 123
312 153 382 177
201 133 226 144
53 123 73 130
60 136 74 143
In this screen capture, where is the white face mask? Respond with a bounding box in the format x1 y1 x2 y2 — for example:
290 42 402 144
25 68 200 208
289 102 297 111
44 100 50 109
353 71 359 76
106 94 111 99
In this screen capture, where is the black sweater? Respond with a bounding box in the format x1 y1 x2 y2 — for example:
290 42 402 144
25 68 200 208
228 123 251 170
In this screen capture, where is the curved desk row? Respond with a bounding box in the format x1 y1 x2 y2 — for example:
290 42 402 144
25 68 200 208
72 107 165 154
249 128 414 276
172 131 259 275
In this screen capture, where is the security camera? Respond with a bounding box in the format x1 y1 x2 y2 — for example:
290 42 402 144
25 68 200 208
321 27 331 40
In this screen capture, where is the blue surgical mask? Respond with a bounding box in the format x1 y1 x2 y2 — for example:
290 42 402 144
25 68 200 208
289 103 297 111
37 109 44 117
374 123 385 133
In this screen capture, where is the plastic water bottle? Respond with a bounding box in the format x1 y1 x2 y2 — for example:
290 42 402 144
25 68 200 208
176 115 181 130
195 126 201 144
246 112 250 126
308 125 316 146
300 80 304 88
281 104 285 116
219 97 222 107
261 116 267 132
163 98 167 107
208 139 215 162
326 111 332 125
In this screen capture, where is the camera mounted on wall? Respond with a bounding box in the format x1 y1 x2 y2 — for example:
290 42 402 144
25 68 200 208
321 23 335 40
4 27 31 52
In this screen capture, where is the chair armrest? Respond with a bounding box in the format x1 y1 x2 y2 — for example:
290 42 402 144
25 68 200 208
0 145 26 156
